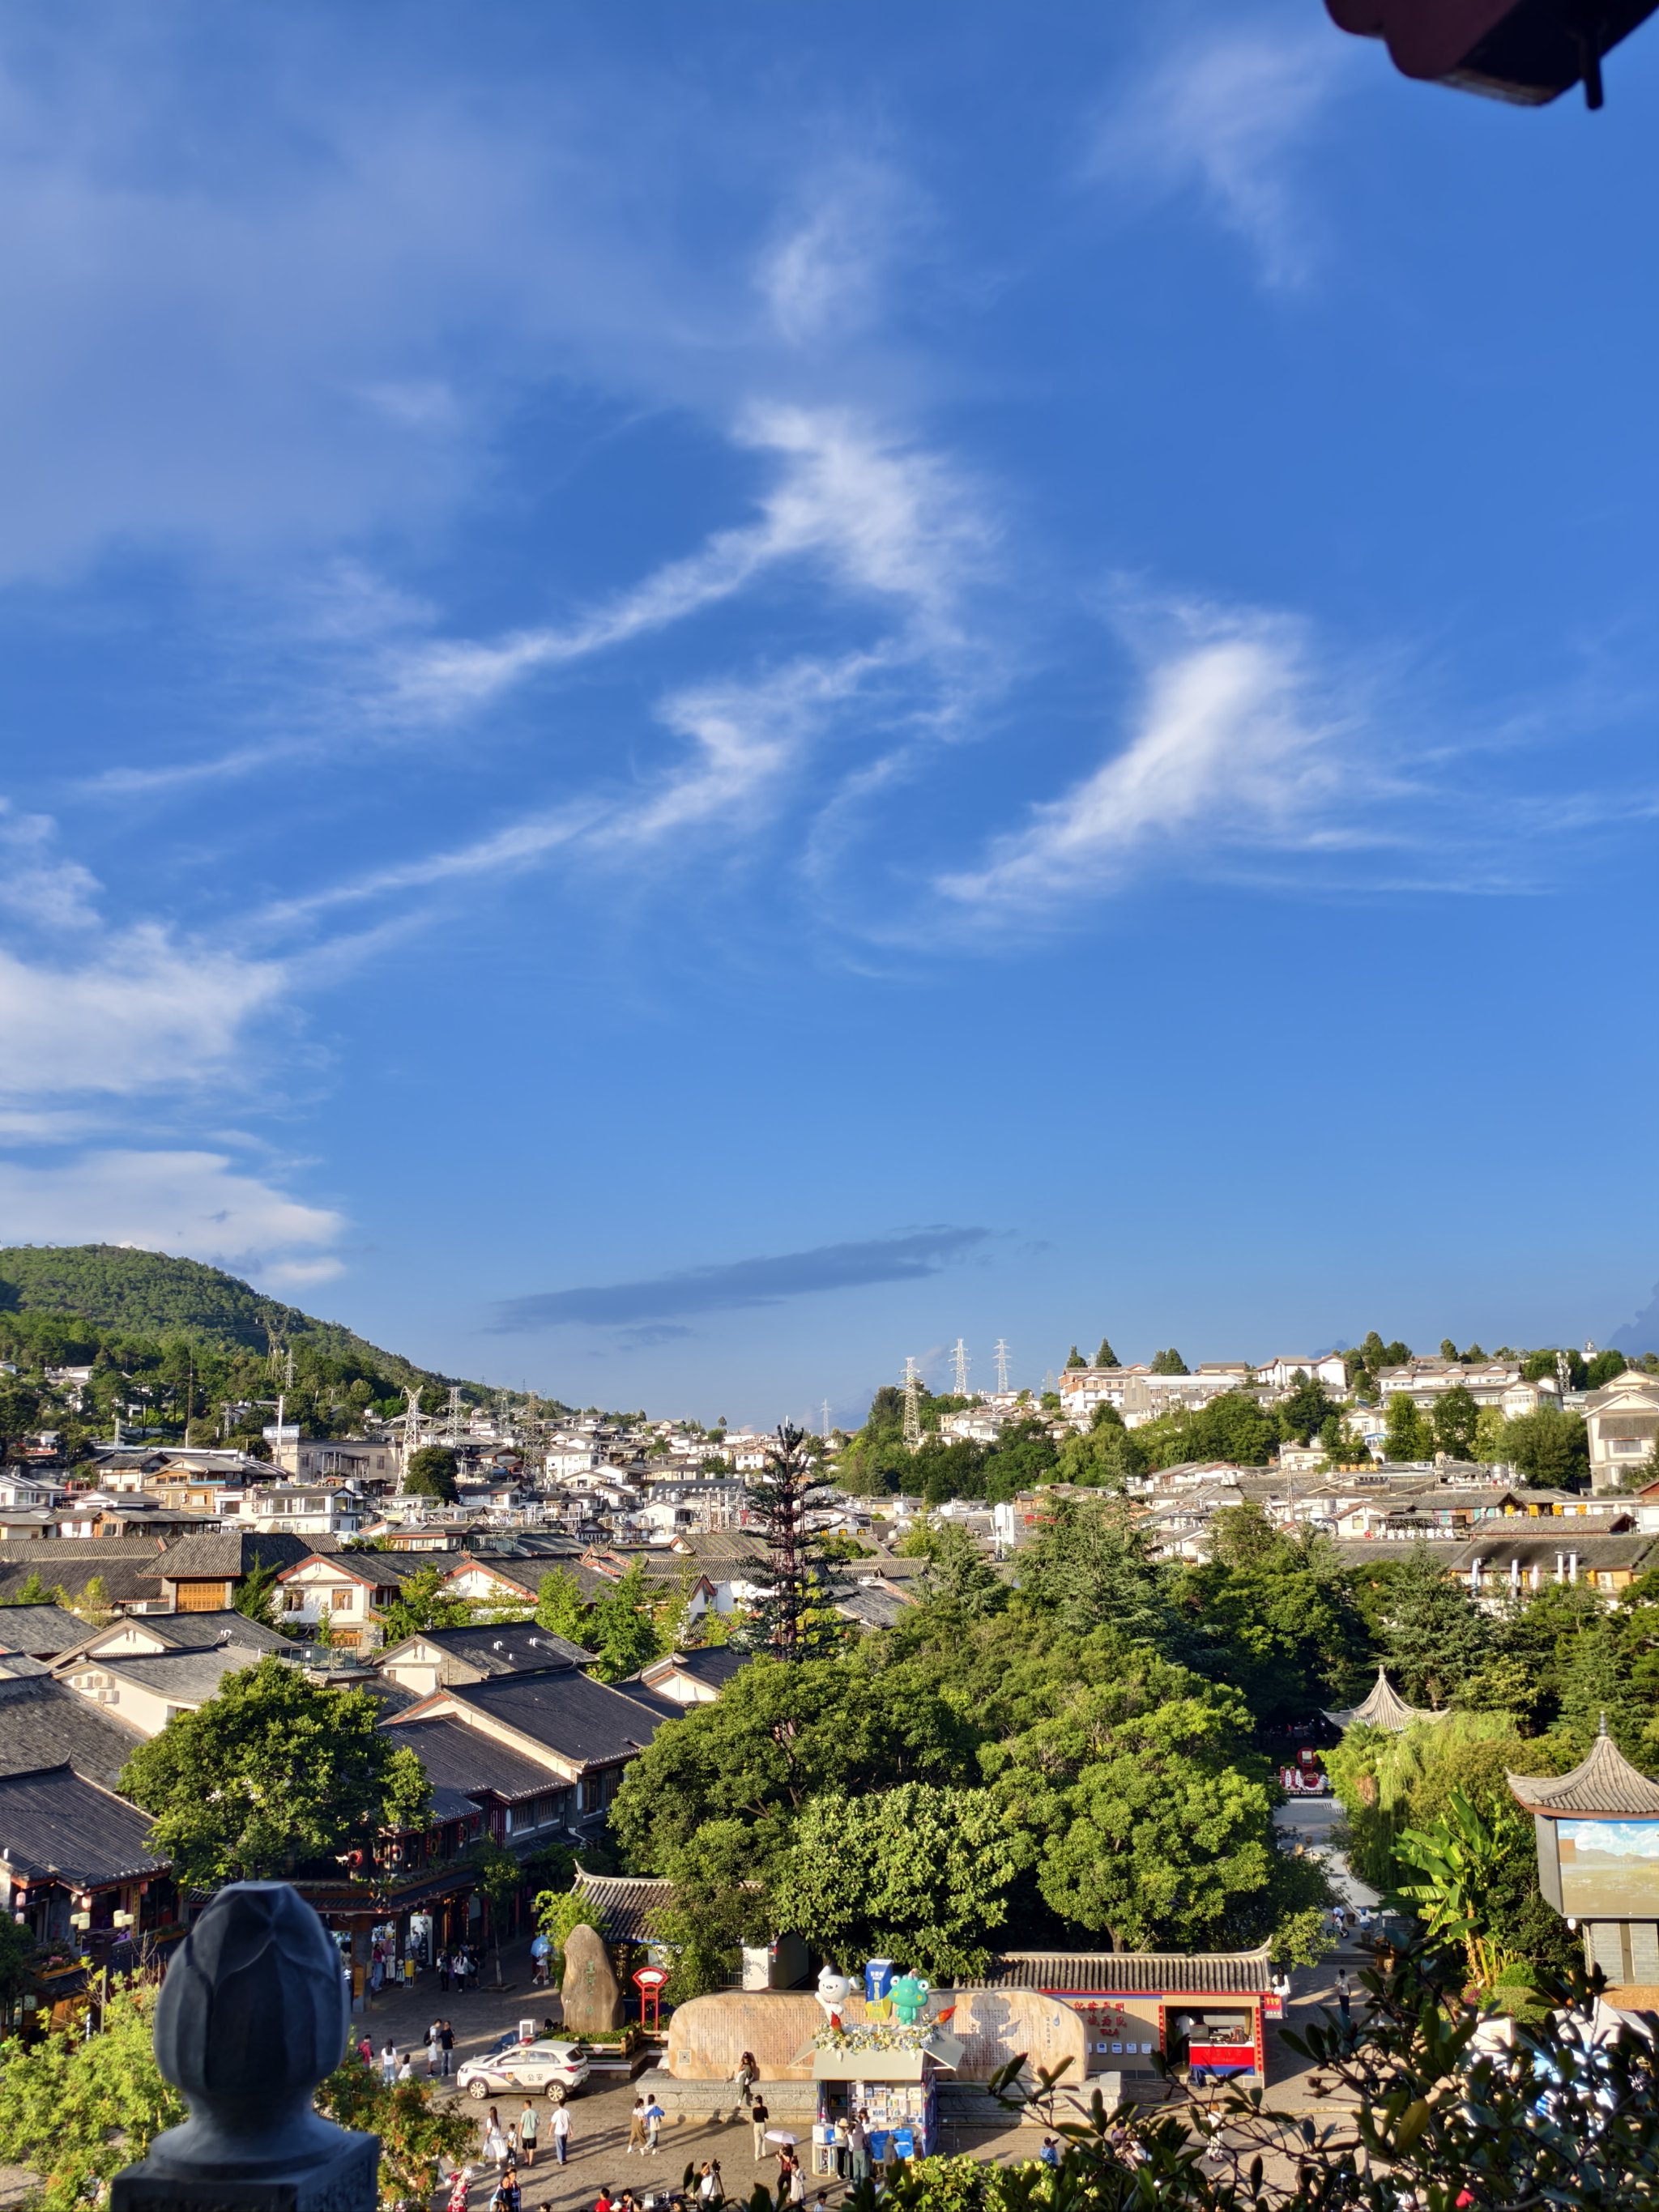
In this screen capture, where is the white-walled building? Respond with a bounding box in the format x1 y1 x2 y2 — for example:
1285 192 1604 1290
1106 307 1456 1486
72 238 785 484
1584 1370 1659 1495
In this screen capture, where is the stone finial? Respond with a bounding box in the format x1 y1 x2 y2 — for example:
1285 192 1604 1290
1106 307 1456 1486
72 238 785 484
113 1882 378 2212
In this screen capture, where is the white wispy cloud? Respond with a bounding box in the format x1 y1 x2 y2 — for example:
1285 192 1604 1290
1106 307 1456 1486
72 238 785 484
382 403 988 725
1088 21 1344 287
0 1149 343 1278
938 601 1369 914
756 161 923 347
0 801 286 1100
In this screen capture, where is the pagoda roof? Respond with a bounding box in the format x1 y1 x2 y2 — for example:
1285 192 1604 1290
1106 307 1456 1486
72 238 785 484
1324 1667 1448 1733
1508 1721 1659 1817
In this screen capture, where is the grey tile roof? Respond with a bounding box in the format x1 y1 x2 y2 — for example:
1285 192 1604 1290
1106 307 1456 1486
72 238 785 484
441 1668 663 1767
0 1653 49 1679
387 1714 569 1802
963 1947 1273 1997
67 1647 263 1704
379 1622 595 1673
0 1605 87 1656
656 1646 748 1692
574 1869 672 1943
1449 1533 1658 1572
298 1550 421 1588
0 1677 145 1789
153 1532 319 1580
0 1557 158 1607
1508 1724 1659 1816
86 1610 292 1656
1324 1668 1448 1733
0 1764 168 1886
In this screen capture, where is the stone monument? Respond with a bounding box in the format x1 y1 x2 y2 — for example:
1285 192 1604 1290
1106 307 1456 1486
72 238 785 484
561 1920 625 2032
113 1881 377 2212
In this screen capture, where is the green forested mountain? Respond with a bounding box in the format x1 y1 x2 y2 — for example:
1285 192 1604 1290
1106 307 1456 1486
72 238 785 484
0 1245 427 1380
0 1246 558 1458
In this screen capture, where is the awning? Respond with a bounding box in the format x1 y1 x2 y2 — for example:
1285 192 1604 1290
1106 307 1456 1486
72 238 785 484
810 2031 963 2082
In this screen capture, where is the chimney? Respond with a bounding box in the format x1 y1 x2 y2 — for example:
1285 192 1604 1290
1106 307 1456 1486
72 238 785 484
1568 1552 1579 1584
1555 1552 1565 1584
1509 1557 1520 1593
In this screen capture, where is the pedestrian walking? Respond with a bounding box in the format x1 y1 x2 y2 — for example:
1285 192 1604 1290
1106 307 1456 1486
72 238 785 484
379 2039 397 2086
550 2102 569 2167
644 2094 664 2156
625 2095 649 2157
441 2020 455 2078
832 2117 849 2180
749 2095 770 2163
701 2159 723 2206
735 2052 757 2111
396 2053 414 2084
1336 1969 1352 2022
482 2108 509 2175
518 2102 539 2169
446 2167 471 2212
439 1951 451 1993
356 2035 373 2068
426 2022 443 2078
787 2158 805 2206
847 2114 869 2186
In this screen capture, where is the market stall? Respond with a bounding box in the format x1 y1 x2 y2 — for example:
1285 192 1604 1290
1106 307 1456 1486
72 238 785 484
808 2023 963 2166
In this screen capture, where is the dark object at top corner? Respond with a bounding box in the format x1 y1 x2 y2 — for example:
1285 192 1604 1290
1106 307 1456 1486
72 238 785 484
1327 0 1659 109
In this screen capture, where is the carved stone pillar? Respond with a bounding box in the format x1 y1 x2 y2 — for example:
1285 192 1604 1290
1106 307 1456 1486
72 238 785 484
113 1882 378 2212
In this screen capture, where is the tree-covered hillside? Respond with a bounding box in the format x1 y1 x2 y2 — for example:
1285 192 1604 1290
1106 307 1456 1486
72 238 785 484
0 1244 563 1460
0 1245 424 1378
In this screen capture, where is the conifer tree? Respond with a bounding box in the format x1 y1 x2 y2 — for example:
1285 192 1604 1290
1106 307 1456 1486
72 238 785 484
1094 1336 1119 1368
741 1423 840 1660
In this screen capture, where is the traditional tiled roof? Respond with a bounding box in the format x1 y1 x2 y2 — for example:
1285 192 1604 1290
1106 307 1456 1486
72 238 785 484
963 1947 1274 1997
388 1714 565 1803
0 1605 86 1656
434 1668 663 1767
574 1868 672 1943
285 1549 420 1588
66 1647 262 1705
0 1678 144 1789
0 1764 168 1888
380 1622 595 1673
151 1532 318 1580
1508 1722 1659 1816
89 1610 291 1656
653 1646 748 1691
1324 1668 1448 1733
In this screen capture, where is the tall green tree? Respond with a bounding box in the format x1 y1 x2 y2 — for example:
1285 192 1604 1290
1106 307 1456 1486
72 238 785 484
585 1559 668 1681
984 1666 1290 1954
378 1563 474 1643
740 1424 842 1660
1385 1394 1435 1460
1149 1348 1189 1376
232 1552 284 1632
1431 1384 1481 1461
402 1444 459 1502
772 1783 1026 1979
1093 1336 1120 1368
1064 1345 1087 1369
1017 1494 1171 1640
119 1656 430 1883
1501 1406 1589 1489
534 1566 595 1644
0 1988 184 2212
1380 1548 1491 1707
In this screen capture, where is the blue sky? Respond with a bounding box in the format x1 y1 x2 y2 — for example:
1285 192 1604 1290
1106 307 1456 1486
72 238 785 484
4 2 1659 1424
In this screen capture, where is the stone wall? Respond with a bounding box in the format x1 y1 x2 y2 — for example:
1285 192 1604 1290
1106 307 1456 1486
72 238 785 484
664 1988 1089 2088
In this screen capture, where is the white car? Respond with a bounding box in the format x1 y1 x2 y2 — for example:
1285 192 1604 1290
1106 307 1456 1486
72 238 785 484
458 2040 591 2099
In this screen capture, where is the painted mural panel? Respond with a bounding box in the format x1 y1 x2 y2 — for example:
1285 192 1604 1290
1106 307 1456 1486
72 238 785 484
1559 1819 1659 1916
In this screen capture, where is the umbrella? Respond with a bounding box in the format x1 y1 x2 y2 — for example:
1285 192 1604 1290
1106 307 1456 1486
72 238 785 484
765 2131 798 2146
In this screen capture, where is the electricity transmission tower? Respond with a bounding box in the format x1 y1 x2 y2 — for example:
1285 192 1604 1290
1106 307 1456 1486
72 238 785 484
821 1399 832 1438
902 1357 923 1450
994 1339 1011 1392
949 1338 970 1396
